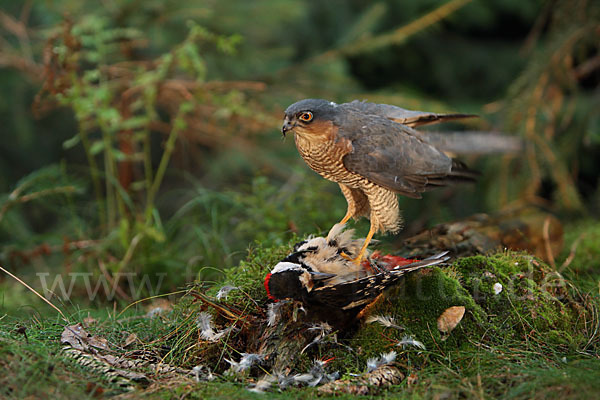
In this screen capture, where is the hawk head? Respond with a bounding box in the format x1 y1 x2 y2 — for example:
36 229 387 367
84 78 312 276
281 99 338 137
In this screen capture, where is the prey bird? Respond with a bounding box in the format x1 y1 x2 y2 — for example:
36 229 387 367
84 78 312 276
281 99 478 263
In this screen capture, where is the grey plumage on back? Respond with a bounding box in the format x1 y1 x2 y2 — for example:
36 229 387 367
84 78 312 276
336 112 457 198
342 100 476 127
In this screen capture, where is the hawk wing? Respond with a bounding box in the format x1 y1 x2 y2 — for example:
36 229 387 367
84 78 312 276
338 113 471 198
343 100 476 127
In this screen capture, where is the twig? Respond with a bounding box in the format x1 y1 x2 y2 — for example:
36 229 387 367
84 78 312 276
0 264 68 322
574 54 600 80
115 233 143 274
559 232 586 272
117 289 188 318
144 106 187 222
98 260 132 301
0 186 78 223
315 0 473 60
542 217 556 268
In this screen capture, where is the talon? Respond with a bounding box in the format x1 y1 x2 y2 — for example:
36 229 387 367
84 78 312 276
352 224 377 266
351 255 364 265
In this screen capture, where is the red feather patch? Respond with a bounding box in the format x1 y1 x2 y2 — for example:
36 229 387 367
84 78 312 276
263 273 278 302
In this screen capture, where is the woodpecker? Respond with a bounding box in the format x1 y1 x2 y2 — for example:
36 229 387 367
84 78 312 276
264 224 449 311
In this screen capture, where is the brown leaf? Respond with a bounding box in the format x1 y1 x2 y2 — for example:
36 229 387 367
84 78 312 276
123 332 138 347
60 323 111 352
85 382 104 397
406 373 419 386
437 306 465 333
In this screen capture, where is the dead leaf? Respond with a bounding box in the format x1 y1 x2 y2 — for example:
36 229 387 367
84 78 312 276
85 382 104 397
437 306 466 333
61 323 111 352
406 373 419 386
123 332 138 347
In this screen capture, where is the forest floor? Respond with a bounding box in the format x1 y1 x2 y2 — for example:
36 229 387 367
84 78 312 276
1 221 599 399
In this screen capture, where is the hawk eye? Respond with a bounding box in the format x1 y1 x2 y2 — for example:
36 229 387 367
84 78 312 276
298 112 313 122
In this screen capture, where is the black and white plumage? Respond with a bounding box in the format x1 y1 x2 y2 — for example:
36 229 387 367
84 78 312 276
264 224 449 312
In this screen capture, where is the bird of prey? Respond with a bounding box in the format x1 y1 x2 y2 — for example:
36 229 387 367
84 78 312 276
281 99 477 263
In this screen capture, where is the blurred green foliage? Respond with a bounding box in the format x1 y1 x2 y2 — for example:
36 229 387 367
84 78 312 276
0 0 598 306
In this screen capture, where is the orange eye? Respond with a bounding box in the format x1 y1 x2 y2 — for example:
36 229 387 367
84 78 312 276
298 112 313 122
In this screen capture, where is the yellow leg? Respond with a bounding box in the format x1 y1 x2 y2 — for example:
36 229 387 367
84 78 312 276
335 211 355 261
352 223 377 264
339 210 353 226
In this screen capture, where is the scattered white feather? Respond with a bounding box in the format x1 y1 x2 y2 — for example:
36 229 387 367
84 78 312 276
396 335 426 350
267 301 285 327
197 312 238 342
366 357 379 372
292 303 306 322
292 372 315 385
493 282 503 295
301 322 335 354
248 374 276 393
307 322 333 335
366 351 397 372
365 315 404 330
146 307 164 318
276 373 297 390
210 325 238 341
192 365 214 382
197 312 216 340
293 359 339 387
216 285 238 300
226 353 264 373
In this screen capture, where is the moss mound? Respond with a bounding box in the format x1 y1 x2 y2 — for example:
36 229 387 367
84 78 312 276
349 252 593 368
166 233 597 385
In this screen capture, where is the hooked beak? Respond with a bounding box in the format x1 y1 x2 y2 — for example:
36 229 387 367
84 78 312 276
281 118 295 138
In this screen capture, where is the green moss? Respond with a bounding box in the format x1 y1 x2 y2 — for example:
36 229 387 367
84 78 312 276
454 252 589 348
351 267 486 360
348 251 594 368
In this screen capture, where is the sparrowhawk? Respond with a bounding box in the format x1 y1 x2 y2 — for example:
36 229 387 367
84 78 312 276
281 99 477 263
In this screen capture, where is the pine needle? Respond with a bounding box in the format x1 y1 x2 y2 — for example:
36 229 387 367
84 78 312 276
0 264 68 322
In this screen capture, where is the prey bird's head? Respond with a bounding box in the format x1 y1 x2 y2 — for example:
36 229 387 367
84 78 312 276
282 99 338 138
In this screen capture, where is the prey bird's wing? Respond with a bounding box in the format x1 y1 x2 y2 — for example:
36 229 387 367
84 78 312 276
343 100 476 128
338 113 473 198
